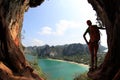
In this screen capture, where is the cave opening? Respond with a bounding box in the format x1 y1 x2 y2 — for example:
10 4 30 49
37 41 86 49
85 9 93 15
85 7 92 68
22 0 107 49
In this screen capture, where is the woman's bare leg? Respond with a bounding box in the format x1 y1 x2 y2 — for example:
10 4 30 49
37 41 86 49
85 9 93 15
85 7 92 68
94 43 99 69
88 43 94 70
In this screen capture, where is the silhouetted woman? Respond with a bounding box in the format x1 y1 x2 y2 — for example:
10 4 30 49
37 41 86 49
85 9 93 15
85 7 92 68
83 20 105 71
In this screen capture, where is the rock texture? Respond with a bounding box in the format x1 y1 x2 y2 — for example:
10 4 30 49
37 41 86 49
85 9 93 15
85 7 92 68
0 0 44 80
25 43 106 57
87 0 120 80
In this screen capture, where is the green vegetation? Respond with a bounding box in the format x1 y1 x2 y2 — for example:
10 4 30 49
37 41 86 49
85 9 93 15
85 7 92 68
26 52 105 80
49 53 105 66
49 53 105 80
74 72 92 80
27 56 47 80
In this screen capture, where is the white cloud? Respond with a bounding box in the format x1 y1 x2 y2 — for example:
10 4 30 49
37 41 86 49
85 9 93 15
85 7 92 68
22 39 45 47
30 39 45 46
39 20 81 35
55 20 81 35
40 26 52 35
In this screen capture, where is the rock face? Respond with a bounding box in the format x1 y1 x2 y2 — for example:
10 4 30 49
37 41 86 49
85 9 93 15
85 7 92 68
87 0 120 80
0 0 44 79
25 43 106 57
63 43 85 56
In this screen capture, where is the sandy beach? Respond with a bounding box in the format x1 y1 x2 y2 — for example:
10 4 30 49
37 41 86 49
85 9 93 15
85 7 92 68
46 58 89 68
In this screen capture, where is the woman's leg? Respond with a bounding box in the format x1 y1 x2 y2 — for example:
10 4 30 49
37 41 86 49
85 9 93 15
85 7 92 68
94 42 99 69
88 42 94 70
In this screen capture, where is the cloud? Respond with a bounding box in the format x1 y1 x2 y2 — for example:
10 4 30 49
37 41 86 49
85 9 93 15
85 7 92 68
23 39 45 47
40 26 52 35
55 20 81 35
30 39 45 46
39 20 81 35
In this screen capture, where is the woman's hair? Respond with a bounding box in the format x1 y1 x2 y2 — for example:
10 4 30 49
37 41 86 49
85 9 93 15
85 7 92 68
86 20 92 26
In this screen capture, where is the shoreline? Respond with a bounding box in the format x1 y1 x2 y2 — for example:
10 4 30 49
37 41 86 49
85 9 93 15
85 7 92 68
25 54 89 68
43 58 89 69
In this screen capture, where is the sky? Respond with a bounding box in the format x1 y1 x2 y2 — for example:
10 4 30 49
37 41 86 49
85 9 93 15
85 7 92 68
22 0 107 47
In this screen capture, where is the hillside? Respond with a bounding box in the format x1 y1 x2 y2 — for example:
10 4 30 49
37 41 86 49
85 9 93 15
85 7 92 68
25 43 107 57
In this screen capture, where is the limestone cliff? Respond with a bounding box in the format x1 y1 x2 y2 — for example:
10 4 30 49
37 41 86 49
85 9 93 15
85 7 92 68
25 43 106 57
0 0 44 80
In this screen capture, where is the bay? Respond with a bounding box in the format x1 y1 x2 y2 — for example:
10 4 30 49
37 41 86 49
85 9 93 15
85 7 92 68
25 54 89 80
38 59 88 80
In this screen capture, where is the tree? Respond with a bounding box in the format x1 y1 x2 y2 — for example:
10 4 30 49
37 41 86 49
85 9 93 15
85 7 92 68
87 0 120 80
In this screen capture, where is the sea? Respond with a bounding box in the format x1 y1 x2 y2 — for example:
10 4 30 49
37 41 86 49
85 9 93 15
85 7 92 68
25 54 89 80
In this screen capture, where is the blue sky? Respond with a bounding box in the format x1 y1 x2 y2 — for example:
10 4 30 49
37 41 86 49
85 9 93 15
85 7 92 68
22 0 107 47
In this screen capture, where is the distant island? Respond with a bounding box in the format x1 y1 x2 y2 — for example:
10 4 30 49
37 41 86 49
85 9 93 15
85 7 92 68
24 43 107 65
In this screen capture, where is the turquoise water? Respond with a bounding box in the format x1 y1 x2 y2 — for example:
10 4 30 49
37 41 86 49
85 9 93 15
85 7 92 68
25 54 88 80
39 59 88 80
